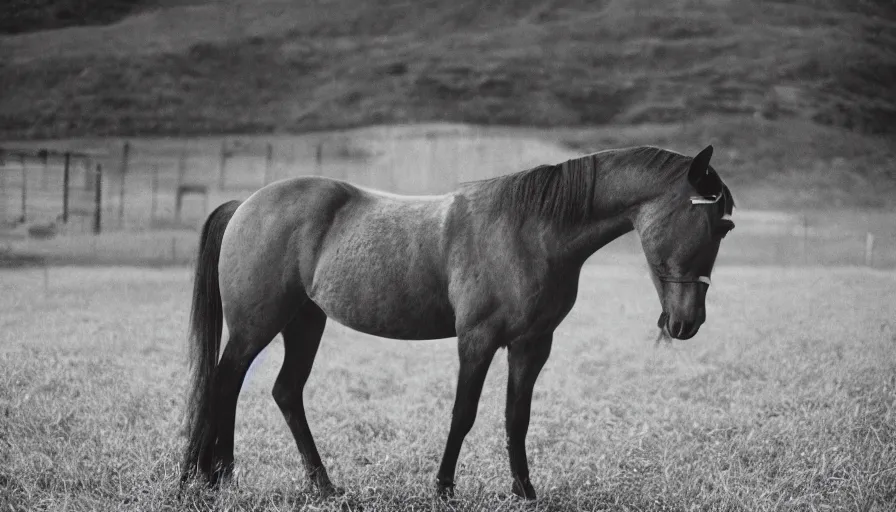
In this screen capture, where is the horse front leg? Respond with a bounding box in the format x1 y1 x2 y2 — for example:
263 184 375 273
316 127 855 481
435 328 499 498
505 335 553 500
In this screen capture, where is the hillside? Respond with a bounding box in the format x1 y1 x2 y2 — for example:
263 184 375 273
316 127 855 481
0 0 153 34
1 0 894 140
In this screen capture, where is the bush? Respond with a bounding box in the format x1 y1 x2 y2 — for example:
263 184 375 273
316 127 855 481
0 0 149 34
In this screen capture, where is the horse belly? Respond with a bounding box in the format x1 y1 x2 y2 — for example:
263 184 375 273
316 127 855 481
310 267 456 339
307 222 456 340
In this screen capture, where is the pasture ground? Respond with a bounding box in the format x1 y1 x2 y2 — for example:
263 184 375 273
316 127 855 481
1 264 894 511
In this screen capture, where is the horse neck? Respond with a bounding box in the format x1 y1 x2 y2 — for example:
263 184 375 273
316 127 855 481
465 147 675 265
555 153 671 263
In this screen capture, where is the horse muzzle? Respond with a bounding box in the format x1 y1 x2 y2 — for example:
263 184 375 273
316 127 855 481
656 310 704 340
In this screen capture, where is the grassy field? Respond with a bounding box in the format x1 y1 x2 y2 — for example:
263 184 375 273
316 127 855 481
1 264 895 511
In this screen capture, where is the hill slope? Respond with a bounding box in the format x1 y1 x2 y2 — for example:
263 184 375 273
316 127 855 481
0 0 152 34
1 0 894 139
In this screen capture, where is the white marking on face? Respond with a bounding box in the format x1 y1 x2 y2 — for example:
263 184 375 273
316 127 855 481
690 195 722 205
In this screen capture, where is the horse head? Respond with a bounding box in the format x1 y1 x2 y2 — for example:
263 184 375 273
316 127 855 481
636 145 735 340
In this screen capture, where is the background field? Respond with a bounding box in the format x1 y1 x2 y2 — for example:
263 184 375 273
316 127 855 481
3 121 895 269
1 264 894 511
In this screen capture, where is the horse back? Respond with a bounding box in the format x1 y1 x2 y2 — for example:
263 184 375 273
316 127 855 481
244 177 458 339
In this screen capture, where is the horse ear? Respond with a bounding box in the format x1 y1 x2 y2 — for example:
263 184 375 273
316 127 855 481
688 145 713 184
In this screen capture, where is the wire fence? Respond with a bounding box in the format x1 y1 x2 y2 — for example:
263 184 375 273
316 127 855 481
1 140 290 233
1 132 894 269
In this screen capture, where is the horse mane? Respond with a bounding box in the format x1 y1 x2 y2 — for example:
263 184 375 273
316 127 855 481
721 184 735 215
465 146 690 226
481 161 594 226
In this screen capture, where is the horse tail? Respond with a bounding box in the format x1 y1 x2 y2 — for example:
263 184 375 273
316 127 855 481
181 199 241 483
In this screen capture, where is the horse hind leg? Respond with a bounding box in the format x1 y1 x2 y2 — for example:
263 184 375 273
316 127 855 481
205 325 276 486
272 302 339 496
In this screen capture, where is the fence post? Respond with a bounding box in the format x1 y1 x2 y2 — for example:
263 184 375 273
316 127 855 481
19 154 26 223
178 146 187 186
118 141 130 228
94 164 103 234
62 152 71 223
218 140 228 189
865 232 875 267
40 149 49 190
315 141 323 174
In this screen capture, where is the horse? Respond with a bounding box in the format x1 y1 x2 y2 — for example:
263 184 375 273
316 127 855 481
179 144 735 500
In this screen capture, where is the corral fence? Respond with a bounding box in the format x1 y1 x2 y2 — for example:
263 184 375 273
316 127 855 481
1 130 894 269
0 147 106 235
1 140 293 234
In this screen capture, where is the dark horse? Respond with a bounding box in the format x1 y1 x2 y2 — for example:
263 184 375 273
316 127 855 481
180 144 735 499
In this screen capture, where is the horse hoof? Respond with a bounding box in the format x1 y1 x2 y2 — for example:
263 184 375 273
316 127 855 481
511 478 537 500
209 463 235 489
436 481 455 501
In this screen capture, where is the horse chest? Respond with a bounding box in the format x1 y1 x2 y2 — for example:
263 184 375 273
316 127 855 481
506 275 580 337
451 256 581 340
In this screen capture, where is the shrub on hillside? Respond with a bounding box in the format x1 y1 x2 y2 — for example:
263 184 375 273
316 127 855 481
0 0 148 34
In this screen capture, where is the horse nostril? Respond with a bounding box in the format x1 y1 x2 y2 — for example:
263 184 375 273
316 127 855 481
671 321 683 338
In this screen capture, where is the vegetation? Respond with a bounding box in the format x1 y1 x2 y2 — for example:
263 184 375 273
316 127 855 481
1 265 894 511
2 5 894 510
1 0 894 139
0 0 152 34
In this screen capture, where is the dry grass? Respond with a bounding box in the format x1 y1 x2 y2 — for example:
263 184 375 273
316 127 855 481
1 264 895 511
